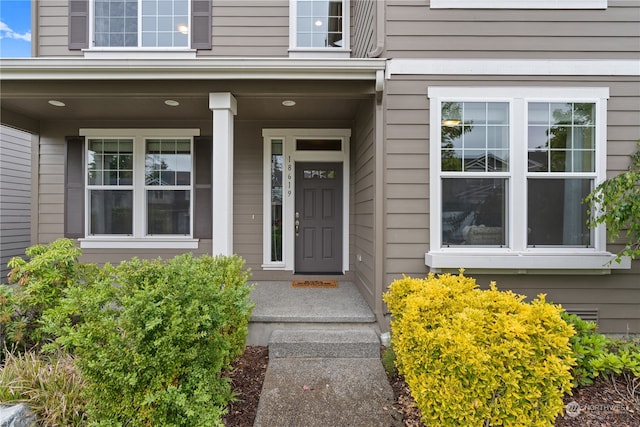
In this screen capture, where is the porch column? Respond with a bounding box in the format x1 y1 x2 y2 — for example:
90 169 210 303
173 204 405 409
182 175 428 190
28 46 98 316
209 92 237 256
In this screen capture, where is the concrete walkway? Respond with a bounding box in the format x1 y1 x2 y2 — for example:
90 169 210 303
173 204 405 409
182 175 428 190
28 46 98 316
253 329 401 427
249 282 401 427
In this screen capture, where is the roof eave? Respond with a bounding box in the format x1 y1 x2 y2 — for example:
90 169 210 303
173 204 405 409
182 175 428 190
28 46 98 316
0 57 387 81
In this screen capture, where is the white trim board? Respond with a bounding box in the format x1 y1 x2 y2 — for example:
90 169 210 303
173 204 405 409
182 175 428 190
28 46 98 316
0 58 386 81
387 59 640 78
430 0 607 9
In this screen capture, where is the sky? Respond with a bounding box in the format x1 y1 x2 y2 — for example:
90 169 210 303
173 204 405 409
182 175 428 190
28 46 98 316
0 0 31 57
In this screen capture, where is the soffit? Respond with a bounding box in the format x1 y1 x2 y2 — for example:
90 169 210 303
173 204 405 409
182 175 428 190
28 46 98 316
0 79 374 122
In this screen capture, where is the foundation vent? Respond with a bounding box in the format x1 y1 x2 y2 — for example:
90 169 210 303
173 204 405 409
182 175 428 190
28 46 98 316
565 309 599 323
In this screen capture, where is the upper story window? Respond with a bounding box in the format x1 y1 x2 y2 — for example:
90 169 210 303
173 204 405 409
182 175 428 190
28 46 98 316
93 0 190 48
289 0 350 57
430 0 607 9
68 0 211 53
426 87 627 272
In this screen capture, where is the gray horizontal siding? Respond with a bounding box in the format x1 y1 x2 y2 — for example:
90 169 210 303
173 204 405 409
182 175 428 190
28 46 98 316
37 0 81 57
203 1 289 57
80 242 212 266
353 99 376 306
0 125 32 278
385 0 640 59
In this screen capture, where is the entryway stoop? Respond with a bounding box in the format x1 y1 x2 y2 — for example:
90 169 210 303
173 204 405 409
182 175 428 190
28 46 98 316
246 281 380 346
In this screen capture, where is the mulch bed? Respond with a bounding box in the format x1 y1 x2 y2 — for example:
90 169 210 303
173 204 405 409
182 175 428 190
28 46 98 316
223 346 269 427
223 346 640 427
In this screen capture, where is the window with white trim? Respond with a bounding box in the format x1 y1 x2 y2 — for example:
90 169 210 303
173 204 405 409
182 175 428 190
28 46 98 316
92 0 190 48
430 0 607 9
427 87 625 271
81 129 199 245
289 0 349 55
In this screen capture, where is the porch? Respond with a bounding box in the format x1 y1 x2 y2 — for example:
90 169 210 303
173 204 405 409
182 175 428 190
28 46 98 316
247 281 379 346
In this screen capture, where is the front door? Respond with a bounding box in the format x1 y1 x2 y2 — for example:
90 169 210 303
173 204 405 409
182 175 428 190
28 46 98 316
294 162 343 273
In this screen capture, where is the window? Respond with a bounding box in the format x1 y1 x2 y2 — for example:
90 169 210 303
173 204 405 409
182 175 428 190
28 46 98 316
81 129 199 247
93 0 190 48
270 139 284 262
430 0 607 9
289 0 349 55
427 87 624 271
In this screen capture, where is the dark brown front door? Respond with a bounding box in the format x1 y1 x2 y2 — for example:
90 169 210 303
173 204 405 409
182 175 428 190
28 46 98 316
295 162 343 274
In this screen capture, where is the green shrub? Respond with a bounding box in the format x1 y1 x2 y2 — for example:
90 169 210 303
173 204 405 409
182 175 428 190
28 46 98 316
562 312 640 387
0 349 87 426
383 272 575 427
0 238 93 354
561 312 609 386
593 339 640 379
44 253 254 427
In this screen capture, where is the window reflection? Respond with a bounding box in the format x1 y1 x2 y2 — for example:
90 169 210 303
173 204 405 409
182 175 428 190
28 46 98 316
271 140 283 262
442 178 507 246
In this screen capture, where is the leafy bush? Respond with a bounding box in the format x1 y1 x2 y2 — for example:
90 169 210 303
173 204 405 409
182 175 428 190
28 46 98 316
383 272 575 427
0 238 94 354
0 349 87 426
561 312 609 386
562 312 640 400
44 253 254 427
584 141 640 261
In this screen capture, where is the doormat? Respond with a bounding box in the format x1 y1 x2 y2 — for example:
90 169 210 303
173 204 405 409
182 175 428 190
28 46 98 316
291 279 338 289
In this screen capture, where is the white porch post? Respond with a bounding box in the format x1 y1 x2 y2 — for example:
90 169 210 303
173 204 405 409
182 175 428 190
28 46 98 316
209 92 237 256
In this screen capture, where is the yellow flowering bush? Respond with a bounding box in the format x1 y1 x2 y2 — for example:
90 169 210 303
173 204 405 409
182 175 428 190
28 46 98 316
383 272 575 427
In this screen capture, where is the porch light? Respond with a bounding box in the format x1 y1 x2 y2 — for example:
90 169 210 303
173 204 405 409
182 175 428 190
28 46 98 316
165 100 180 107
48 100 65 107
282 100 296 107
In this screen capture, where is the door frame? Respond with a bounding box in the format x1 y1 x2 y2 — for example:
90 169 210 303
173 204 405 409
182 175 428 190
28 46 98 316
262 129 351 273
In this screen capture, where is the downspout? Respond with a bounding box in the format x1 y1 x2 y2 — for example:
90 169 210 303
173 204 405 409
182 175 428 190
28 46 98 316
373 68 386 327
366 0 385 58
32 0 38 57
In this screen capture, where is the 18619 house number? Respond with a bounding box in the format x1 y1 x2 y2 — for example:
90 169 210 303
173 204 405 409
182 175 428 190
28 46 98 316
287 156 293 198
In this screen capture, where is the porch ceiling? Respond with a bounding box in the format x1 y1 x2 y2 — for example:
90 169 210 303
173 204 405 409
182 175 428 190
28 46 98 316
0 79 374 126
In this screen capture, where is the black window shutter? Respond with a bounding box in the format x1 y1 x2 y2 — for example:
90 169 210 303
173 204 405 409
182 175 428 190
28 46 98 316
194 136 212 239
65 137 85 238
191 0 212 50
68 0 89 50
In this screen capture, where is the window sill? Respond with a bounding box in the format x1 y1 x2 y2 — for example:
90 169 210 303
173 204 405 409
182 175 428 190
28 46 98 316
288 49 351 59
261 262 287 270
430 0 607 9
425 251 631 275
82 49 197 59
79 238 199 249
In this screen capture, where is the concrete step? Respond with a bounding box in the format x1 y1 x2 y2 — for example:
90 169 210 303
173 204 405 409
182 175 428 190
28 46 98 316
247 281 379 345
268 328 380 359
